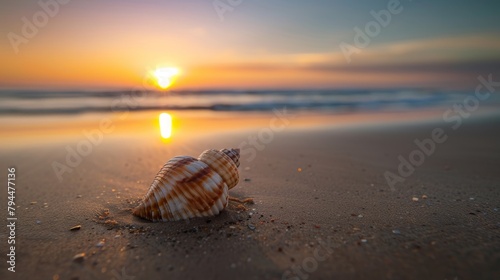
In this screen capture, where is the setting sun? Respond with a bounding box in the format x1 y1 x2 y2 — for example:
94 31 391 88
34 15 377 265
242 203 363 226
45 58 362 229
153 67 180 89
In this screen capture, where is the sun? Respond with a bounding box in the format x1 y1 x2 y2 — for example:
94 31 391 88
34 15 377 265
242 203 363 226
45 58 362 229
153 67 180 89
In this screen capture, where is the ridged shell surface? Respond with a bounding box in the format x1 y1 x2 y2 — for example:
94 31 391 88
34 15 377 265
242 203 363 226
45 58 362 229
199 149 239 189
133 148 240 222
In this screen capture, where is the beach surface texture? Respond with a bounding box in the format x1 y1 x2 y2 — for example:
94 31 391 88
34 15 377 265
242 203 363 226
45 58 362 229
1 110 499 280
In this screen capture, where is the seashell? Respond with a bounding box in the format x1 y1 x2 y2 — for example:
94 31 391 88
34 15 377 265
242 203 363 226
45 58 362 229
133 148 240 222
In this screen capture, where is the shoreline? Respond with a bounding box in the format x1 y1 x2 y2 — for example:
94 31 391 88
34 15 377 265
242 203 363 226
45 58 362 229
2 107 500 149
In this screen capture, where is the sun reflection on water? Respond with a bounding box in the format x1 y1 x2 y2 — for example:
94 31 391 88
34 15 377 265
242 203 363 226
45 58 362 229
159 113 172 139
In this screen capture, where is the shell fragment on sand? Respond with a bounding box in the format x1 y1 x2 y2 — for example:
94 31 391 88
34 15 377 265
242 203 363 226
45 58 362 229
72 253 85 263
69 225 81 231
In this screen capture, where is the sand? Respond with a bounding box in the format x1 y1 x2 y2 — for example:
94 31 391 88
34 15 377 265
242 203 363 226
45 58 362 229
1 110 500 280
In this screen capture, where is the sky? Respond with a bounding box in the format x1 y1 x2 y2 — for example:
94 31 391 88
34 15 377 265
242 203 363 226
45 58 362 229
1 0 499 90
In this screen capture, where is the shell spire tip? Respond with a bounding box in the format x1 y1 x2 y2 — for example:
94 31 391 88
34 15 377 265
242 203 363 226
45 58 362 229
221 148 240 167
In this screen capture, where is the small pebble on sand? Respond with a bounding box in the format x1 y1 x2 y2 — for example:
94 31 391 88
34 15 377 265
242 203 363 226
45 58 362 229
96 239 105 247
70 225 81 231
422 195 428 199
412 197 419 202
72 253 85 263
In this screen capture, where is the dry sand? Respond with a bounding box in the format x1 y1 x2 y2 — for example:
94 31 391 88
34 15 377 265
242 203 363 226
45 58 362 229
1 110 499 280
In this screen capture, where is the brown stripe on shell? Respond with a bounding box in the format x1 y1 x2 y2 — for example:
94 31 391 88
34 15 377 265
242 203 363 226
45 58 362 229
177 162 216 215
133 156 198 221
198 149 239 189
134 157 196 221
155 165 222 220
157 161 196 220
177 167 221 211
173 165 225 217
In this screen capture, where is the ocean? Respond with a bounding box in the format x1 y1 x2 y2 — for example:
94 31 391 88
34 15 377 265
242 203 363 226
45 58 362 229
0 89 498 115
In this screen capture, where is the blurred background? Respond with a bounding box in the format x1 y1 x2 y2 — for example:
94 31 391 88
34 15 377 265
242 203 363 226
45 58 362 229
1 0 500 145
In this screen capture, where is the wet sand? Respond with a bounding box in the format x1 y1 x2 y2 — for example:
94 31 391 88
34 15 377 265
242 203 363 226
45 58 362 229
1 110 500 280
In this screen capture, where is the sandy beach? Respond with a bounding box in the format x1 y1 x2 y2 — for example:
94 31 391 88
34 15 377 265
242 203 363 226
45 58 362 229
1 109 499 280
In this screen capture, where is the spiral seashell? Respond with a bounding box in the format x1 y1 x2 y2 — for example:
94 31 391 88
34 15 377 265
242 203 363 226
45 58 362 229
133 148 240 221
